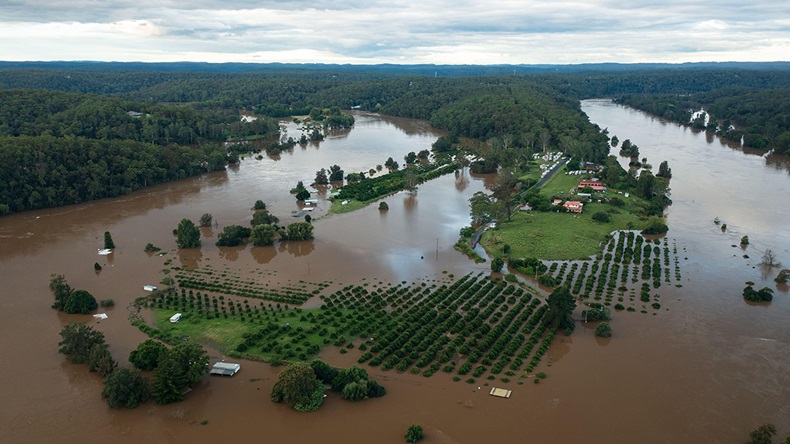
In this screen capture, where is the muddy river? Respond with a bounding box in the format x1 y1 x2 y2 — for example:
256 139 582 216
1 105 788 443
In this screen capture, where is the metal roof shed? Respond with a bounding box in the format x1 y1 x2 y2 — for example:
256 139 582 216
210 362 241 376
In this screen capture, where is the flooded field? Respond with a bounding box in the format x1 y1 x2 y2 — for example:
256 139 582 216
1 104 788 443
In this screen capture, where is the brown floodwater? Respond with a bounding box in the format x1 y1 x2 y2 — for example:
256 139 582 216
1 105 789 444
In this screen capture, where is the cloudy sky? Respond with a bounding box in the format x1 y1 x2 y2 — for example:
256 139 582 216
0 0 787 64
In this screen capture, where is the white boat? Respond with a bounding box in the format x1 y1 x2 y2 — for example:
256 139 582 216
98 248 113 255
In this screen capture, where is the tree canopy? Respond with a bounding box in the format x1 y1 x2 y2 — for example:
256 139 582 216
102 368 151 409
176 219 201 248
271 364 324 412
58 322 106 364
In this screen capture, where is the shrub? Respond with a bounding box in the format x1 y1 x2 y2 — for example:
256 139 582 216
405 424 424 443
491 257 505 273
378 202 389 211
591 212 611 223
594 322 612 338
94 262 102 271
144 243 161 252
100 299 115 307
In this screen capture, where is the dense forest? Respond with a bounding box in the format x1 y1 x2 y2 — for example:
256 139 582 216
1 62 788 214
616 87 790 154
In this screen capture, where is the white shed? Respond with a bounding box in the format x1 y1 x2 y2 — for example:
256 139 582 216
169 313 182 323
210 362 241 376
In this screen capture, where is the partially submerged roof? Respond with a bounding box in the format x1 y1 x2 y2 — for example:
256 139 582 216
489 387 512 398
210 362 241 376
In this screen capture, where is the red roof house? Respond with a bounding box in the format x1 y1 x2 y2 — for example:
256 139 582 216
563 201 584 213
578 180 606 191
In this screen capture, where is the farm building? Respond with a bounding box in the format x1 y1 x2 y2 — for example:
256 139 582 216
210 362 241 376
578 180 606 192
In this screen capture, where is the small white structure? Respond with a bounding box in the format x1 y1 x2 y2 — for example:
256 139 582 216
169 313 182 323
143 285 157 292
98 248 113 255
210 362 241 376
93 313 109 320
303 199 318 205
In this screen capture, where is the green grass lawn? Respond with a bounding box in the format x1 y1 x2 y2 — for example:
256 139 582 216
483 201 648 260
539 171 579 197
151 307 350 363
328 199 370 214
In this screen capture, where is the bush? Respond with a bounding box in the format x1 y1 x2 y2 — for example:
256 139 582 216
405 424 424 443
102 368 151 409
378 202 389 211
594 322 612 338
64 289 98 314
592 212 611 223
144 243 161 252
491 257 505 273
94 262 102 271
100 299 115 307
743 285 774 302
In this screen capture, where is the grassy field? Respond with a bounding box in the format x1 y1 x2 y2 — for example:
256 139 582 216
484 188 651 261
328 199 372 214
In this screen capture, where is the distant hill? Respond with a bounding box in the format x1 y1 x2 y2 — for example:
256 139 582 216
0 60 787 76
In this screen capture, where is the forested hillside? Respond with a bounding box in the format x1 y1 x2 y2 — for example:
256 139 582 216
1 63 788 215
615 88 790 155
0 90 279 214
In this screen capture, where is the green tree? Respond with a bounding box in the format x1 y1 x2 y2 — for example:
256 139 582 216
404 151 417 164
747 424 776 444
282 222 314 241
104 231 115 249
253 200 267 211
216 225 252 247
296 189 311 201
50 274 72 311
58 322 105 364
251 210 279 226
102 368 151 409
176 218 201 248
199 213 213 227
314 168 329 185
594 322 613 338
592 212 611 223
129 339 168 371
491 257 504 273
775 269 790 284
251 224 277 246
88 343 117 376
332 365 368 401
492 167 518 220
378 201 390 211
405 424 424 443
328 164 344 182
543 286 576 333
152 349 186 404
171 340 210 386
469 191 497 225
64 289 98 314
310 359 338 385
271 364 324 412
741 235 750 246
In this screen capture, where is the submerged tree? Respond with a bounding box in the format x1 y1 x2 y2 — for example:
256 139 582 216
102 368 151 409
761 249 781 268
271 364 324 412
64 289 98 314
50 274 72 311
59 322 106 364
129 339 168 371
199 213 213 227
405 424 425 443
543 286 576 333
251 223 277 246
175 218 201 248
104 231 115 249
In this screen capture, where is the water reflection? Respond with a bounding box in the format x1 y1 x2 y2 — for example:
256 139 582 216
178 248 203 269
218 245 245 262
250 245 277 264
281 240 315 257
